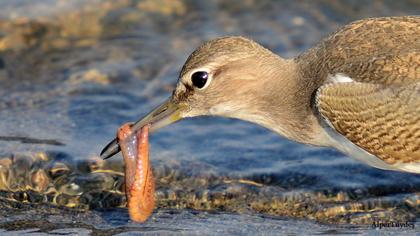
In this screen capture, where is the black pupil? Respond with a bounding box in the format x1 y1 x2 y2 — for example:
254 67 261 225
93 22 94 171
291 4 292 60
191 71 208 88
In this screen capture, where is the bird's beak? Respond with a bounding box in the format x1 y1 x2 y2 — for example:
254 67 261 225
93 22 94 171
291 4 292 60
100 97 185 159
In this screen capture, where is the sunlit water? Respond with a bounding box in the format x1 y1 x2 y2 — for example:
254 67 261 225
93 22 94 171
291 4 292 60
0 0 419 234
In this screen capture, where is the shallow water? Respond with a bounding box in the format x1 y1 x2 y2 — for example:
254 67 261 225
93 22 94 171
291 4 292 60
0 0 419 234
0 207 418 235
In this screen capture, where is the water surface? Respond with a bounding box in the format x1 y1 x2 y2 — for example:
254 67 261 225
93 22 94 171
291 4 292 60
0 0 419 234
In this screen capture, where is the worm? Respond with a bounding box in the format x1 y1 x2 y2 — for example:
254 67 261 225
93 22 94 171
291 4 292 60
118 124 155 222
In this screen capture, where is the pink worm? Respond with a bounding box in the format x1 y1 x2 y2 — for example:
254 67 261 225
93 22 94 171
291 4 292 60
118 124 155 222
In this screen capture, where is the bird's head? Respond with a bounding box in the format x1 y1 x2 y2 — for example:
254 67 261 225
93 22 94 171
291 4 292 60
172 36 280 119
101 36 294 159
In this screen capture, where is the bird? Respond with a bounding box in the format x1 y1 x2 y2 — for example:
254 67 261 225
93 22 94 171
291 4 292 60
101 16 420 174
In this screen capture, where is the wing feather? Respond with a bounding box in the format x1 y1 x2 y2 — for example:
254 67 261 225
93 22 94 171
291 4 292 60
316 82 420 164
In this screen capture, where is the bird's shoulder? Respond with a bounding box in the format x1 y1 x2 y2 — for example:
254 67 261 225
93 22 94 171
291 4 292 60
296 16 420 85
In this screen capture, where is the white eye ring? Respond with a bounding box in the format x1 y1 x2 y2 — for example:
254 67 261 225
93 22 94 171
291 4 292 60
190 69 212 90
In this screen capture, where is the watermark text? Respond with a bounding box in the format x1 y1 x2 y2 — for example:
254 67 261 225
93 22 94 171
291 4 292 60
371 221 415 230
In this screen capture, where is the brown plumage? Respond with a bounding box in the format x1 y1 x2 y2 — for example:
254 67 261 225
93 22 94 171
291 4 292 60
316 82 420 165
302 16 420 168
297 16 420 85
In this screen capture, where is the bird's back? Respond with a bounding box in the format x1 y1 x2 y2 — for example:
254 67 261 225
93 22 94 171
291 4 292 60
297 16 420 85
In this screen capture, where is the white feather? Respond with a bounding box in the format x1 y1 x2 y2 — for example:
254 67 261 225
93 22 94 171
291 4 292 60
327 73 354 83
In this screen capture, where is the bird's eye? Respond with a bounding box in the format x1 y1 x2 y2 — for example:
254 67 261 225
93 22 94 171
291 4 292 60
191 71 208 89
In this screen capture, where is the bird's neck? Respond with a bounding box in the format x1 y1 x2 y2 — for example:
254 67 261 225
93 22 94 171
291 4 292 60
234 56 330 146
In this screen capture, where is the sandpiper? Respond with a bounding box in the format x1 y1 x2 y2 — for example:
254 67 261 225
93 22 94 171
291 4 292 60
101 16 420 173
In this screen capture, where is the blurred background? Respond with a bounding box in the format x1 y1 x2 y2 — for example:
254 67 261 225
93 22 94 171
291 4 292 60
0 0 419 234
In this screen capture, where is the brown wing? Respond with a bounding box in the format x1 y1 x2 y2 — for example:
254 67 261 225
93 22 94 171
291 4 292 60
297 16 420 86
316 82 420 164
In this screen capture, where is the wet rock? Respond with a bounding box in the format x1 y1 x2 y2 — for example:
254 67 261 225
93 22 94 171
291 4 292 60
31 169 50 192
48 162 72 180
137 0 186 16
68 69 110 86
